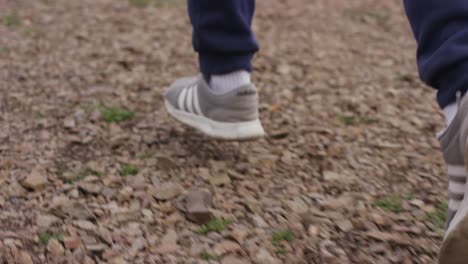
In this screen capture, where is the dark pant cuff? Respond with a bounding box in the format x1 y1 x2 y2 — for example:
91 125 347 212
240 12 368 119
199 53 254 75
436 61 468 108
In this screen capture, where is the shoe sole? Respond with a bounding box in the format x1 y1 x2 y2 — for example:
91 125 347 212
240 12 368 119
439 142 468 263
439 213 468 264
164 99 265 140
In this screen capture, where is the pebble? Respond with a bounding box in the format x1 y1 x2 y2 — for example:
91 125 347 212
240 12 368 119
154 182 183 201
47 238 64 257
21 169 48 191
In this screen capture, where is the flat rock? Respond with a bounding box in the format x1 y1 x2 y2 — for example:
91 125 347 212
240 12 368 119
154 182 182 201
336 219 354 232
53 202 95 220
285 198 309 214
64 236 82 250
209 174 231 186
214 240 242 256
86 243 108 252
254 249 279 264
47 238 64 257
18 251 34 264
21 170 48 191
221 255 251 264
78 182 102 194
155 229 179 254
183 190 214 224
36 214 60 229
73 220 96 231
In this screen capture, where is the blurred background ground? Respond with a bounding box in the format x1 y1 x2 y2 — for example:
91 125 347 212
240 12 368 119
0 0 447 263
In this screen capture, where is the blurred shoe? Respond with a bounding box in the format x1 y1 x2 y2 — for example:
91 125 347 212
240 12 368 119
164 75 265 140
438 94 468 264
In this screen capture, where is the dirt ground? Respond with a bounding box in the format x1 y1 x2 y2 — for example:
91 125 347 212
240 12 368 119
0 0 448 263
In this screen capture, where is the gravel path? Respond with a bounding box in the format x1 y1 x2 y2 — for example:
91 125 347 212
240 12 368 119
0 0 446 263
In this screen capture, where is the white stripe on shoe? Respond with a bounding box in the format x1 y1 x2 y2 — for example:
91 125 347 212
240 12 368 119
449 181 466 195
192 85 203 116
448 165 468 177
186 85 195 114
449 199 463 212
178 87 188 111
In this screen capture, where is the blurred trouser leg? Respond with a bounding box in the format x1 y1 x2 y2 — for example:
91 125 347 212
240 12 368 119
404 0 468 109
405 1 468 263
188 0 259 75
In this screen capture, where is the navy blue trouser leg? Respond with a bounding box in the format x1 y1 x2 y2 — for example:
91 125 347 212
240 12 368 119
188 0 258 75
404 0 468 108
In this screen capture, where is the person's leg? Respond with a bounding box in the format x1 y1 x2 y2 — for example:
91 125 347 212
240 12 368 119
164 0 264 140
189 0 258 94
404 0 468 112
188 0 258 76
404 1 468 262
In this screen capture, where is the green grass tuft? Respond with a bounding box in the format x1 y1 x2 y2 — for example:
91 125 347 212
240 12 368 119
0 47 9 54
3 12 21 27
65 168 101 184
39 232 63 244
275 247 288 255
428 202 448 229
200 252 220 261
129 0 151 7
101 107 134 123
375 195 403 213
337 115 377 126
120 164 139 177
272 230 295 247
196 219 233 235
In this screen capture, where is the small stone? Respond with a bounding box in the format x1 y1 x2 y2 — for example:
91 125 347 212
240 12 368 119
21 169 48 191
323 171 342 182
221 255 251 264
308 225 320 236
336 219 354 232
102 249 120 260
230 228 249 244
254 249 279 264
96 227 113 245
154 182 182 201
227 170 245 180
370 243 387 254
409 199 425 208
162 229 178 244
214 240 242 256
285 198 308 214
83 256 96 264
155 229 179 254
73 220 96 231
47 239 64 257
155 243 180 254
54 201 95 220
132 237 146 252
251 215 269 228
184 190 214 224
63 117 76 129
36 214 60 229
109 257 127 264
64 236 82 250
119 186 133 200
86 243 108 252
18 251 34 264
319 240 350 263
209 174 231 186
78 182 102 195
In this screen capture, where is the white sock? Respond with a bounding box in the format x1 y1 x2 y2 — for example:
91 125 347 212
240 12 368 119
209 70 251 94
444 102 458 126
